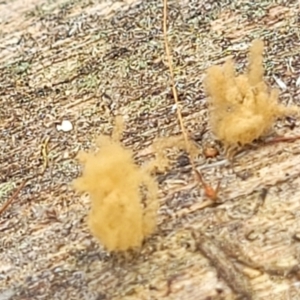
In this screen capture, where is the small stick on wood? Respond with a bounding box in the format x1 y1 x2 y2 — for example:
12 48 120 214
0 180 27 215
162 0 219 200
264 135 300 144
192 231 253 300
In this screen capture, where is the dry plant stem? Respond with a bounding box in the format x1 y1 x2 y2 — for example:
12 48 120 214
162 0 218 199
264 135 300 144
162 0 189 148
0 180 27 215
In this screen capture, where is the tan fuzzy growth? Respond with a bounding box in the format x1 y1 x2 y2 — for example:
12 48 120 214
204 39 299 150
73 122 158 252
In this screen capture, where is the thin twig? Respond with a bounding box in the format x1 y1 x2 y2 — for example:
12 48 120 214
0 180 27 215
162 0 219 199
162 0 189 148
192 231 253 299
264 135 300 144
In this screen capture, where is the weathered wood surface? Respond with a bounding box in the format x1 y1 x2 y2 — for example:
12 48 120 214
1 0 300 299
